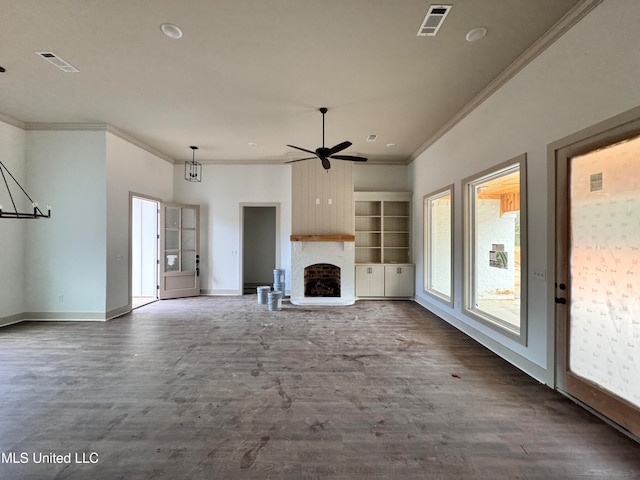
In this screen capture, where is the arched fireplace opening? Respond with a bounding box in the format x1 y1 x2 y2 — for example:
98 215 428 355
304 263 341 297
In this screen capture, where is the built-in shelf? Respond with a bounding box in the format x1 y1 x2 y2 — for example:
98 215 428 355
354 192 414 297
354 192 412 264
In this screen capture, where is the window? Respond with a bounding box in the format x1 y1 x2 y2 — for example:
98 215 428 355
423 186 453 306
463 155 527 343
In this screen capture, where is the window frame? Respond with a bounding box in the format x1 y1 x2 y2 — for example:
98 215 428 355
462 154 528 344
423 185 454 307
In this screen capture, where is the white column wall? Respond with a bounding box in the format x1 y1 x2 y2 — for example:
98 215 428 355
106 132 173 316
0 120 26 323
25 130 107 318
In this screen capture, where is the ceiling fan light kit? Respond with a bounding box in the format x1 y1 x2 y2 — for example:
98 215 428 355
286 107 368 171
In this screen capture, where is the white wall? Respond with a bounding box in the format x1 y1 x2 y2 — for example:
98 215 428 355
106 132 173 316
25 131 107 318
0 121 26 323
173 164 292 294
409 0 640 384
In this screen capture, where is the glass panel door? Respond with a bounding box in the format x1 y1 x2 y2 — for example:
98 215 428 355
159 203 200 300
555 122 640 438
568 136 640 408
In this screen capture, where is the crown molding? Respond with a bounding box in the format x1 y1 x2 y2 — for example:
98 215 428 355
408 0 604 164
0 112 26 129
23 122 175 164
25 122 109 131
105 125 175 164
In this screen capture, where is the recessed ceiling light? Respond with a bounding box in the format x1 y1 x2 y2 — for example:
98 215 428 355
161 23 183 39
386 143 396 148
248 142 258 147
465 27 487 42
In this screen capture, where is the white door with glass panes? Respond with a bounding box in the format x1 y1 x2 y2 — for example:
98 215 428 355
160 203 200 299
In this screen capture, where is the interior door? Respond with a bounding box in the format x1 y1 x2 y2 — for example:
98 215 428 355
555 132 640 437
159 202 200 299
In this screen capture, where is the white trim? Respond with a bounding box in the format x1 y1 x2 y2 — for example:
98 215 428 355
200 289 242 296
0 112 26 129
23 312 107 321
0 312 27 327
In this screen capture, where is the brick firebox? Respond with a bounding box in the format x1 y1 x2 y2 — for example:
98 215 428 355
304 263 340 297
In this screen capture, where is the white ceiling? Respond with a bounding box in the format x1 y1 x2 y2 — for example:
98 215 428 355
0 0 588 165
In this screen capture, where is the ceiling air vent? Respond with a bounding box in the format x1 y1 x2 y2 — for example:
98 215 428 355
417 4 452 37
366 134 378 142
36 52 79 73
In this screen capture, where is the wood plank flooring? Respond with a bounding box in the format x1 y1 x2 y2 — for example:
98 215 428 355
0 296 638 479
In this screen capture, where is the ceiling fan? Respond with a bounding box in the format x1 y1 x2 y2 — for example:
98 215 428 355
286 107 368 170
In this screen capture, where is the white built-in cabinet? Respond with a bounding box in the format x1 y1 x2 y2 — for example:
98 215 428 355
355 265 385 297
354 192 414 298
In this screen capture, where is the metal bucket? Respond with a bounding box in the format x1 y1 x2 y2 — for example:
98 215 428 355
267 291 282 311
257 286 271 305
273 282 285 295
273 269 285 285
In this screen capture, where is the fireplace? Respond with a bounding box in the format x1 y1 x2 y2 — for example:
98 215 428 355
305 263 340 297
290 235 355 306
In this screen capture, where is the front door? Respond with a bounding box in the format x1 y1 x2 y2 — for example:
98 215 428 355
159 203 200 299
555 131 640 437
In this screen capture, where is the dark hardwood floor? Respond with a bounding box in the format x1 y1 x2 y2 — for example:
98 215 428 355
1 296 638 479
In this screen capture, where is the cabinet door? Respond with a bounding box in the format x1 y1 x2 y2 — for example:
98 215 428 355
384 265 415 297
355 265 385 297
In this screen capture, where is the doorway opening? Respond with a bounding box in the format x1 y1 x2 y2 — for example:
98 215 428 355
241 204 279 294
131 195 160 309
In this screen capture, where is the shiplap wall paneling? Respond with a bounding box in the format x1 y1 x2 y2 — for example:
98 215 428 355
291 160 353 235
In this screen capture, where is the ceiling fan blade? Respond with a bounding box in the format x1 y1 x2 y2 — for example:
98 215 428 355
287 144 317 156
329 155 368 162
327 141 352 156
285 156 317 164
321 157 331 170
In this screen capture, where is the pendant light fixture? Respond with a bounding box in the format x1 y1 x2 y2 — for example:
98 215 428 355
184 146 202 182
0 160 51 219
